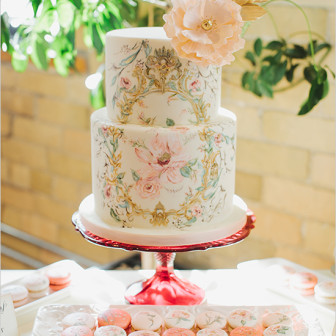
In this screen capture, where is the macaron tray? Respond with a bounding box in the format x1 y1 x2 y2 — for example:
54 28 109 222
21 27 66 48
237 258 335 313
32 304 324 336
1 260 84 315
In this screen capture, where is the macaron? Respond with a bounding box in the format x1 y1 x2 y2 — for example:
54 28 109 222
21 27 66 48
128 331 160 336
263 324 294 336
162 327 195 336
227 309 258 329
61 326 94 336
131 311 163 332
98 308 131 329
2 284 28 308
196 311 227 329
46 267 72 291
94 325 127 336
230 327 262 336
314 280 336 305
165 310 196 329
196 328 228 336
62 312 96 331
266 264 296 287
262 313 292 328
22 273 50 298
290 272 318 296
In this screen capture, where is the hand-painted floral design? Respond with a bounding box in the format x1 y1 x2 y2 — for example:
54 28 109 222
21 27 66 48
190 79 201 92
135 173 161 199
191 205 202 217
104 184 113 198
163 0 245 67
135 133 188 187
120 77 132 89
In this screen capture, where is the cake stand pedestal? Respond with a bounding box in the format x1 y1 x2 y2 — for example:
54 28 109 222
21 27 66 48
72 210 255 305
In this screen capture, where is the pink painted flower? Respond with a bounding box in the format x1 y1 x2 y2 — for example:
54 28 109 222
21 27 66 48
214 133 224 146
135 133 188 185
135 174 161 199
163 0 245 67
191 205 202 217
104 184 112 198
120 77 132 89
190 79 201 92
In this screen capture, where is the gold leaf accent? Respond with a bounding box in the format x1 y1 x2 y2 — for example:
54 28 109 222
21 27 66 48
150 202 169 226
241 3 267 21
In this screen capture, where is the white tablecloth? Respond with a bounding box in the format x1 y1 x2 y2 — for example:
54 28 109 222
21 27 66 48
2 267 335 335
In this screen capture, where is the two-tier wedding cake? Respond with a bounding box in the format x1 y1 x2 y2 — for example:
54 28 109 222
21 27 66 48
79 1 251 246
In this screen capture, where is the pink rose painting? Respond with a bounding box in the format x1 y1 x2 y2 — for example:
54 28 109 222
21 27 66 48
120 77 132 90
190 79 201 92
163 0 245 67
135 174 161 199
104 184 112 198
134 133 189 198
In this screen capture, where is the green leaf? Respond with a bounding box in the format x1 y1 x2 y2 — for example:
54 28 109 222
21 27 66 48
180 166 192 178
285 64 299 82
256 79 273 98
54 56 69 76
31 0 42 17
245 51 256 66
188 159 197 166
242 71 255 90
254 38 262 57
284 44 307 59
34 0 55 32
273 61 287 84
91 23 104 55
110 208 121 222
317 68 327 84
303 65 317 83
11 51 29 72
117 173 125 180
69 0 82 10
187 217 197 225
166 118 175 127
1 13 12 53
57 0 75 30
31 35 49 70
265 40 284 50
131 169 140 182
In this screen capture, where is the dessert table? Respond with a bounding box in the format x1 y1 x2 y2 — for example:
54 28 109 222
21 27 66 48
2 264 335 335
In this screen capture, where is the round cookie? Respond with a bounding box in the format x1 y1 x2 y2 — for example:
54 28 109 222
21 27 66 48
131 311 163 331
290 272 318 296
128 331 160 336
196 311 227 329
163 327 195 336
22 273 50 298
165 310 195 329
98 308 131 329
94 325 127 336
230 327 262 336
197 328 228 336
62 312 96 331
262 313 292 328
2 284 28 308
227 309 258 329
314 280 336 305
263 324 294 336
61 326 94 336
46 267 72 291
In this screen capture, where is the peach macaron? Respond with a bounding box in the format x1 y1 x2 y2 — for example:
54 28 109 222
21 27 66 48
94 325 127 336
62 312 96 331
162 328 195 336
98 308 131 329
230 327 262 336
2 284 28 308
46 267 72 291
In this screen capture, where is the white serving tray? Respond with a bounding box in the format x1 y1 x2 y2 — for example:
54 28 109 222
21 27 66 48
32 304 324 336
237 258 335 314
1 260 85 324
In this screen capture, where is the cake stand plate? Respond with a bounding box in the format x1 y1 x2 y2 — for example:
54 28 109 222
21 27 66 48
72 209 255 305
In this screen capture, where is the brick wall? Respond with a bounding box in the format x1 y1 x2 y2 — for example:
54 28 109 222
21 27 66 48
2 1 335 270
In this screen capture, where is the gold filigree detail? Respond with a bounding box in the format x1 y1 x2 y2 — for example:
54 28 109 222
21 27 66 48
150 202 169 226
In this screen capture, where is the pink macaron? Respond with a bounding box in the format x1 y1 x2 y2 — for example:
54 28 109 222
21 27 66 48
2 284 28 308
94 325 127 336
62 312 96 331
46 267 72 291
230 327 262 336
162 328 195 336
98 308 131 329
290 272 318 296
61 326 94 336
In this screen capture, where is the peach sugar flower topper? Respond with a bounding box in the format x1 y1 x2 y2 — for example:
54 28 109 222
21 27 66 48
163 0 266 67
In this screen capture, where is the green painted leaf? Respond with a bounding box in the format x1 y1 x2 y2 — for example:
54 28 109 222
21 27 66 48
166 118 175 127
119 201 129 209
180 166 192 178
167 81 177 91
254 38 262 57
145 44 152 57
187 217 197 224
117 173 125 180
188 159 197 166
120 51 139 67
132 169 140 182
110 208 121 222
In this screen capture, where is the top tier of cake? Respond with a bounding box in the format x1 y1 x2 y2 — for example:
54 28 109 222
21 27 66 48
105 27 222 127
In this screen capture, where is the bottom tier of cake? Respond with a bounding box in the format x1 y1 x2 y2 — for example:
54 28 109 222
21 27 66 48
78 194 247 246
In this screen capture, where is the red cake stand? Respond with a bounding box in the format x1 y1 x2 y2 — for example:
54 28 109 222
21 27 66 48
72 210 255 305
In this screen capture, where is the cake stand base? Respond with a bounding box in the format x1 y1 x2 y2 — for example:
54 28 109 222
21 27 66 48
125 252 204 305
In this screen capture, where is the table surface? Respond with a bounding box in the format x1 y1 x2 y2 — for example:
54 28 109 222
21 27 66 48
2 266 335 335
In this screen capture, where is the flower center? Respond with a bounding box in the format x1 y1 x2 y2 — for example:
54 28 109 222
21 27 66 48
201 19 214 31
158 152 171 166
